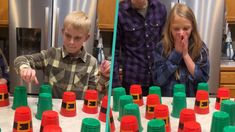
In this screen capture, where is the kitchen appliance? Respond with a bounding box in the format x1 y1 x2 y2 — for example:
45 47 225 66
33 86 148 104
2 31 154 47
9 0 97 94
159 0 224 94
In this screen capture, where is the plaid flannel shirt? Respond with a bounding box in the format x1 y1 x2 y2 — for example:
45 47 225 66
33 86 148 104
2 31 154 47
14 46 108 99
113 0 167 90
153 41 210 97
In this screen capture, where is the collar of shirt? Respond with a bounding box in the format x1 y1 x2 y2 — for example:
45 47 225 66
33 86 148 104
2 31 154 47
122 0 158 10
61 46 88 63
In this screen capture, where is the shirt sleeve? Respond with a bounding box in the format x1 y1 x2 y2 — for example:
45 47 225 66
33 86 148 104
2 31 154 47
14 49 51 74
153 42 182 86
188 43 210 83
0 50 9 81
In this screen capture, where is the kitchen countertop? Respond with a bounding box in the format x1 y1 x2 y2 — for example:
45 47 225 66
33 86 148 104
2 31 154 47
220 60 235 71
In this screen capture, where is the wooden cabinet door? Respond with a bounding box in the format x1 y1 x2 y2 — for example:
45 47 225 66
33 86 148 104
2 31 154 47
97 0 116 31
0 0 8 26
226 0 235 23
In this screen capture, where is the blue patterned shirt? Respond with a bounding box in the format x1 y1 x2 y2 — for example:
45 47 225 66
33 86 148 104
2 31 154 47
153 41 210 97
113 0 167 90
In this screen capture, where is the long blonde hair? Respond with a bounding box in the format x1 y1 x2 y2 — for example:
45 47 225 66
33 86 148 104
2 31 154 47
162 3 202 61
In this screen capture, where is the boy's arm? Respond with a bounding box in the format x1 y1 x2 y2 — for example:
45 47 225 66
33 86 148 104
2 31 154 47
14 49 51 74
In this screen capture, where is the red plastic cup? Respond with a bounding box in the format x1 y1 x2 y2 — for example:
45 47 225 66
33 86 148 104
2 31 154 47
60 91 76 117
215 87 230 110
145 94 160 120
120 115 139 132
40 110 59 132
154 104 171 132
98 96 115 132
43 125 62 132
194 90 209 114
178 108 196 132
13 106 33 132
82 90 98 114
0 84 9 107
130 84 144 106
183 121 201 132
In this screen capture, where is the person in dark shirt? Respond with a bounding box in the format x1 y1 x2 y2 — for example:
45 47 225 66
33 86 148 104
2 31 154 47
0 48 9 84
153 4 210 97
113 0 167 95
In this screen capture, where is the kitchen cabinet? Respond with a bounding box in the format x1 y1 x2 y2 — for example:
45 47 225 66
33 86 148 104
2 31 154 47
225 0 235 23
97 0 116 31
220 65 235 97
0 0 8 27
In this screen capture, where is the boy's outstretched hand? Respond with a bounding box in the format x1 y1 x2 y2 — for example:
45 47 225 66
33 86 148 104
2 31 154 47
20 67 39 84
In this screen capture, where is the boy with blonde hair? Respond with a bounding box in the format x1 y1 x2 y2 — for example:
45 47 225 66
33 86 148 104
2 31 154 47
14 11 110 99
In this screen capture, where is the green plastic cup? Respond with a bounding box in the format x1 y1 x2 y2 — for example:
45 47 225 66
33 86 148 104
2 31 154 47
12 86 28 110
81 118 100 132
39 84 52 94
221 100 235 125
147 119 165 132
171 92 187 118
118 95 133 121
197 82 209 91
223 126 235 132
35 93 52 120
210 111 230 132
112 87 126 111
123 103 143 132
173 84 186 94
149 86 162 103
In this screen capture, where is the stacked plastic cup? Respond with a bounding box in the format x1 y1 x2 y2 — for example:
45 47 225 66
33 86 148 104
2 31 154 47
40 84 52 94
60 91 76 117
123 103 143 131
178 108 196 132
145 94 160 120
130 84 144 106
173 84 186 94
147 119 165 132
82 90 98 114
36 93 52 120
171 92 187 118
194 90 209 114
81 118 100 132
98 96 115 132
223 126 235 132
197 82 209 91
220 100 235 125
13 106 33 132
0 84 9 107
183 121 201 132
40 110 59 132
215 87 230 110
118 95 133 121
112 87 126 112
12 86 28 110
120 115 139 132
210 111 230 132
149 86 162 103
154 104 171 132
43 125 62 132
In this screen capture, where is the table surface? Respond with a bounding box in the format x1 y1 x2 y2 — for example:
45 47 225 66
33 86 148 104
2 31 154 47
0 97 106 132
0 97 234 132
